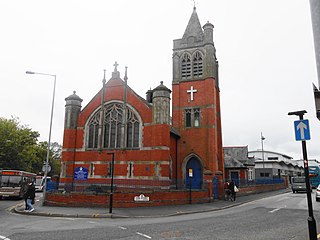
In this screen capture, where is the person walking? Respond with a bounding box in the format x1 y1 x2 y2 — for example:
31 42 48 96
224 180 230 200
228 179 238 201
23 184 29 211
24 182 35 212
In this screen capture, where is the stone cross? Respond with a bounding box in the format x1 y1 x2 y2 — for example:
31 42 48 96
187 86 198 101
113 61 119 72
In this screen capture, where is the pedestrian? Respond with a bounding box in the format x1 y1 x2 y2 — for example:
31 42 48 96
228 179 238 201
224 180 230 200
24 182 35 212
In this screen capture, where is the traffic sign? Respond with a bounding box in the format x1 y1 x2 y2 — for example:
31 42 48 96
42 164 51 173
294 119 311 141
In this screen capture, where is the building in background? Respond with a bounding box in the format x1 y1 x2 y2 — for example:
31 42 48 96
248 150 303 180
224 146 255 185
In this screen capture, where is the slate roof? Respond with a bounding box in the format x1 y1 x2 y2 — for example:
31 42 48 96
182 7 204 43
224 146 255 169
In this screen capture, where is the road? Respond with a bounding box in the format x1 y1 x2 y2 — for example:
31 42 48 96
1 191 320 239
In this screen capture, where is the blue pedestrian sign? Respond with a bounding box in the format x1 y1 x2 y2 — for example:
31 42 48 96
74 167 88 180
294 119 311 141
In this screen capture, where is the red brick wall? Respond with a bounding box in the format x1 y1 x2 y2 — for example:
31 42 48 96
237 182 287 197
45 189 210 208
45 182 287 208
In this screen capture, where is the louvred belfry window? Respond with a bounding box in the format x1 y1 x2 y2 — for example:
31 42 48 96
181 53 191 79
193 51 203 78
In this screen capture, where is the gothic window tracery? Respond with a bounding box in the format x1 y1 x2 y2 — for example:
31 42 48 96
87 102 140 149
185 108 201 128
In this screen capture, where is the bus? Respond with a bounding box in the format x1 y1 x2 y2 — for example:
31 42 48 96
0 170 36 198
309 165 320 188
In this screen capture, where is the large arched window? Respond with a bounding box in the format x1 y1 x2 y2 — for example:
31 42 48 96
181 53 191 79
193 51 203 78
87 102 140 149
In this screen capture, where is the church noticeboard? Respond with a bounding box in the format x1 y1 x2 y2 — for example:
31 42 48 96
134 194 150 202
74 167 88 180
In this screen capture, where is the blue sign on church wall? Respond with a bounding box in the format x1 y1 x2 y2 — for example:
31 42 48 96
74 167 88 180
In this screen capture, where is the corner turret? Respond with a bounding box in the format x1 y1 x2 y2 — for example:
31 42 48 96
64 91 83 129
152 81 171 124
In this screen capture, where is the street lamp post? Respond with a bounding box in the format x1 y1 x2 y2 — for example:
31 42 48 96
26 71 56 202
261 132 265 178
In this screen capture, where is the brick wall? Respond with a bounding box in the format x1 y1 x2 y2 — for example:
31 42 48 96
45 189 210 208
46 182 287 208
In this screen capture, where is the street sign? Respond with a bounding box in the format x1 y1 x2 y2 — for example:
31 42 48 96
42 164 51 173
74 167 88 180
294 119 311 141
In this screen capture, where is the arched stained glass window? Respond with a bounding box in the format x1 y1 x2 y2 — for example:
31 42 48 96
193 51 203 78
87 102 141 149
88 113 99 148
127 110 140 148
181 53 191 79
103 103 123 148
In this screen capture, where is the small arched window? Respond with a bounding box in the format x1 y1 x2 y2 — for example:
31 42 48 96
193 51 203 78
181 53 191 79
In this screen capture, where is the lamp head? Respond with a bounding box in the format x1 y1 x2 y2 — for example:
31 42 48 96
288 110 307 117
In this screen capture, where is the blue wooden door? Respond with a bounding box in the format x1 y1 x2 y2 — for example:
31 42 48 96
186 157 202 189
231 171 240 186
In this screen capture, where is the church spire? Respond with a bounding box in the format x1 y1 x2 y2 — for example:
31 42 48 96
182 6 204 43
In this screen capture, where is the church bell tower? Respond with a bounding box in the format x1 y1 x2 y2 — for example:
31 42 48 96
172 7 224 191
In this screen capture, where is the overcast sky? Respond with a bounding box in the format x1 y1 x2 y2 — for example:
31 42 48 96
0 0 318 160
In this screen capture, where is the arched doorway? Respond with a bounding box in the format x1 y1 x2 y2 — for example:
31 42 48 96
185 157 202 189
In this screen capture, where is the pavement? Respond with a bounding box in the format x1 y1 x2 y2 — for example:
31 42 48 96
12 188 291 219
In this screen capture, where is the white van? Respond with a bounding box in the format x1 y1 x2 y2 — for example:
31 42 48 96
35 176 51 192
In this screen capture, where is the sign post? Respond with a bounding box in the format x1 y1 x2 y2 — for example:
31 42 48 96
107 152 115 214
188 169 193 204
288 110 317 240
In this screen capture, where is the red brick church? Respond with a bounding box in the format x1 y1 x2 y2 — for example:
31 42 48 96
58 7 225 205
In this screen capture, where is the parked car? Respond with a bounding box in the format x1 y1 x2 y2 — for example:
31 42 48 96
291 176 312 193
316 184 320 202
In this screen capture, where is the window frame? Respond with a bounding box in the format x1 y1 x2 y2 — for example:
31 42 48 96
184 108 201 128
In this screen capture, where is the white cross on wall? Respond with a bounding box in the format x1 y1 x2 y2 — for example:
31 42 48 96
187 86 198 101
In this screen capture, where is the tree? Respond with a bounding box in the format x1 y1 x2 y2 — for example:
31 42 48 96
38 141 62 176
0 117 61 175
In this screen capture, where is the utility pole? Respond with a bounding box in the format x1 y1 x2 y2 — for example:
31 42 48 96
309 0 320 119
